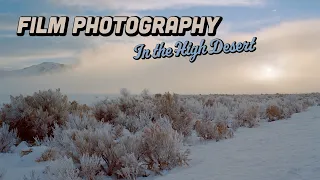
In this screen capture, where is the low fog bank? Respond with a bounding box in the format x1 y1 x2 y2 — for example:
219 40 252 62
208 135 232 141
1 19 320 100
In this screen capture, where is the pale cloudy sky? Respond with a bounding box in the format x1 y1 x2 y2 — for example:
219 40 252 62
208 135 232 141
0 0 320 95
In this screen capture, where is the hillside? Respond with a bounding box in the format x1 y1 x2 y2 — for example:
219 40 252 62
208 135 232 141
0 62 71 78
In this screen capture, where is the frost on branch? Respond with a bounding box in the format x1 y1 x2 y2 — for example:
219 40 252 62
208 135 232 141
93 99 120 123
68 101 91 116
79 154 104 179
194 120 216 140
156 92 194 137
65 113 104 130
0 123 18 153
1 88 319 179
234 102 260 128
0 89 69 142
199 106 215 121
140 117 190 173
43 156 81 180
45 113 190 179
117 153 144 180
195 103 234 141
114 111 153 133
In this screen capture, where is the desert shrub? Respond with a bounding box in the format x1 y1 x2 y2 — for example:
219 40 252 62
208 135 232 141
194 120 216 140
117 89 141 116
47 123 116 164
43 156 82 180
116 153 143 180
264 96 311 121
198 103 231 122
299 98 314 110
92 90 157 134
132 96 157 117
92 99 120 123
181 97 203 119
79 154 104 179
0 89 69 142
140 117 190 173
68 101 91 115
0 123 18 153
154 93 162 98
234 102 260 128
284 96 303 114
112 93 158 133
140 88 151 99
155 92 193 137
258 103 268 120
204 97 215 107
214 120 234 140
212 104 230 122
214 96 236 110
194 102 234 141
266 104 282 122
199 105 215 121
112 135 146 178
64 113 104 131
114 111 153 133
194 120 233 141
45 114 189 179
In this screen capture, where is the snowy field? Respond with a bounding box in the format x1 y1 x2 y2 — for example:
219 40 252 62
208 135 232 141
154 106 320 180
1 106 320 180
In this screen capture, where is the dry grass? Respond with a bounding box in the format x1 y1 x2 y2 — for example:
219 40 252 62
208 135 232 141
20 148 33 157
36 148 58 162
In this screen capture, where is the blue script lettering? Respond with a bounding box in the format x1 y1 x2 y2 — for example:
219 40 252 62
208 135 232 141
133 44 151 60
152 42 174 59
209 37 257 55
175 40 190 57
175 39 208 63
208 39 223 54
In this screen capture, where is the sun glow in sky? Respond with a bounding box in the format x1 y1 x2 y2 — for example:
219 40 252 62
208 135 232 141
0 1 320 94
247 64 283 82
260 65 278 79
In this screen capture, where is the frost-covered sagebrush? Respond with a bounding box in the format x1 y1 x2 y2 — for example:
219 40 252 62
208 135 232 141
43 114 189 179
0 89 69 142
0 123 18 153
140 117 190 173
155 92 194 137
43 156 81 180
2 89 320 179
234 102 260 128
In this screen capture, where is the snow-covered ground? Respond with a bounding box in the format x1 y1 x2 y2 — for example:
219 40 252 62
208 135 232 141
1 106 320 180
154 106 320 180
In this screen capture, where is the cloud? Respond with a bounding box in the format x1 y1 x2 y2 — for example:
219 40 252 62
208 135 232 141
52 0 265 11
0 14 19 31
0 34 99 68
1 19 320 96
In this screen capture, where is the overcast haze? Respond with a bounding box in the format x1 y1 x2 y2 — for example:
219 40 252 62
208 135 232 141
0 0 320 95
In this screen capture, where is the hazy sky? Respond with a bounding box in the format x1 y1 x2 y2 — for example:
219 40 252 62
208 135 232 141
0 0 320 95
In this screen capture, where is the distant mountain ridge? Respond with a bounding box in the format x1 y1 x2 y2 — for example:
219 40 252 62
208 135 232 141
0 62 71 78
